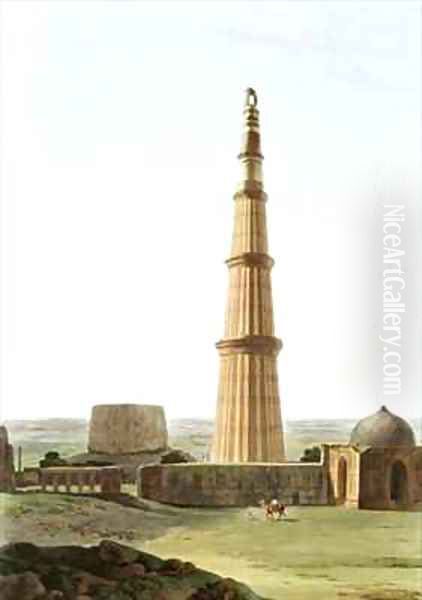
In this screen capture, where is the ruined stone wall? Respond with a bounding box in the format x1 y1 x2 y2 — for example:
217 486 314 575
40 466 122 494
137 462 328 507
0 426 15 492
15 468 40 488
359 446 422 510
88 404 168 455
322 444 360 506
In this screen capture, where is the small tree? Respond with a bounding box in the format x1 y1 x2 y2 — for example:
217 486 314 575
39 451 67 469
300 446 321 463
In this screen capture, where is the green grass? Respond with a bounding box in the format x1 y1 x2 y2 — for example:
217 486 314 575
1 493 421 600
142 506 422 600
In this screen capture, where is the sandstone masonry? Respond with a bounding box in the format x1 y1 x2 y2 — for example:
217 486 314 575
88 404 168 455
137 444 359 507
0 425 15 492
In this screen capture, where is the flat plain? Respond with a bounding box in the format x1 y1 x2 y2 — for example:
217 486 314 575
1 492 421 600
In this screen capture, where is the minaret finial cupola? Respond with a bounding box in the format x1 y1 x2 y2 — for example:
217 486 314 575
237 87 264 194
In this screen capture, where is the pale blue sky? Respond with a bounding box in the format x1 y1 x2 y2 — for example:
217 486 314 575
1 1 421 422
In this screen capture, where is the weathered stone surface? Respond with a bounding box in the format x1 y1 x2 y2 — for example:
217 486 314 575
98 540 140 565
138 445 365 508
359 445 422 510
0 571 46 600
88 404 168 455
138 461 328 507
0 425 15 492
39 466 122 495
68 446 179 483
188 576 256 600
350 405 416 449
15 467 40 488
323 444 360 507
0 541 264 600
72 571 115 594
109 562 146 579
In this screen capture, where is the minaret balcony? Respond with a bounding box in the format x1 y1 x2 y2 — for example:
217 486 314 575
225 252 274 270
216 334 282 357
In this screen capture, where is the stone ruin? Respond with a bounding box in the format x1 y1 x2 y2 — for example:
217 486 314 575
137 445 361 508
88 404 168 454
12 404 194 490
0 425 15 492
68 403 187 482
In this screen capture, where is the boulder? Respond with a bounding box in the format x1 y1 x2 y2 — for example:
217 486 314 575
98 540 140 565
0 572 46 600
109 562 146 579
0 541 265 600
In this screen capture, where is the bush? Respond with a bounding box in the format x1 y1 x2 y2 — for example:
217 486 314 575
300 446 321 463
39 451 67 468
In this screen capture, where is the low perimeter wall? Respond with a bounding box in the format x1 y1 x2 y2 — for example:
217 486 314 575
137 462 328 507
40 466 122 494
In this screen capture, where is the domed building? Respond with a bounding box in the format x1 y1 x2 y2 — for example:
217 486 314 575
350 405 416 449
355 406 421 511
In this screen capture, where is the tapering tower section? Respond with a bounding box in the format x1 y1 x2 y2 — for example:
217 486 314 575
211 88 286 463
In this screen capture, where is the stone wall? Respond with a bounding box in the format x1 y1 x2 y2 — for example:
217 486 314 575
359 446 422 510
0 426 15 492
40 466 122 494
88 404 168 455
138 462 328 507
323 444 360 506
15 467 40 488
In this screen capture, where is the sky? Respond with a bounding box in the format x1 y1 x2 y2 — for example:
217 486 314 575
0 1 421 423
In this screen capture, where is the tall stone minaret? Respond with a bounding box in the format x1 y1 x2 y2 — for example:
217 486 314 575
211 88 286 463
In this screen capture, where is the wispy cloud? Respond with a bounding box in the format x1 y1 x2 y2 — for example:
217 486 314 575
216 23 413 92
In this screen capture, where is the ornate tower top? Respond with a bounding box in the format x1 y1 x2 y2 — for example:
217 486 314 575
237 88 265 198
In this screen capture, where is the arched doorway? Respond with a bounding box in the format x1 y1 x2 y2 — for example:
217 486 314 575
390 461 408 506
337 457 348 504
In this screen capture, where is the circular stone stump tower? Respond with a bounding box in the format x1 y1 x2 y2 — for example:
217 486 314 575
88 404 168 455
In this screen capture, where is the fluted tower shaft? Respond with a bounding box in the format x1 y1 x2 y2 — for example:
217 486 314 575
211 89 286 463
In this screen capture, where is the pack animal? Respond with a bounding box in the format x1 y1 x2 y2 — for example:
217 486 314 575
260 499 287 520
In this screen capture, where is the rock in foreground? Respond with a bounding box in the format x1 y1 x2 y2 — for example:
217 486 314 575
0 540 266 600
